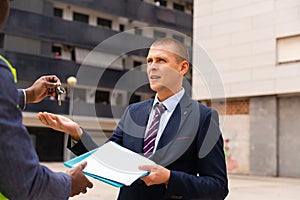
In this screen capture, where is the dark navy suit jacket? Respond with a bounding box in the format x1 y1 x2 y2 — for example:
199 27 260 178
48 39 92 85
0 58 71 199
69 92 228 200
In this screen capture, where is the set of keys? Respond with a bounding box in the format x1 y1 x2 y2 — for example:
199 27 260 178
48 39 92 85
55 86 66 106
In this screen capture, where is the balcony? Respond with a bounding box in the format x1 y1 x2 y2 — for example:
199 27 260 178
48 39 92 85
55 0 192 35
3 9 155 51
1 50 151 92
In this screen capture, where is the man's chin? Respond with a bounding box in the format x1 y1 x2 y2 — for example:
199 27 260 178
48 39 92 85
149 84 161 92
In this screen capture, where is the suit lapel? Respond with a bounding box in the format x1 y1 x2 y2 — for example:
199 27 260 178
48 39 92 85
157 93 192 149
152 93 200 166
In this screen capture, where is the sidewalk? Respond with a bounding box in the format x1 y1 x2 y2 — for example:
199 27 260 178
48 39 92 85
44 162 300 200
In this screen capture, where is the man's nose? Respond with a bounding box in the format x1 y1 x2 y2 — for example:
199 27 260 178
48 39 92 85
148 63 158 70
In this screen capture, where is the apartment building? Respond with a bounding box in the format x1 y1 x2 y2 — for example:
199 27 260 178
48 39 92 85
194 0 300 178
1 0 193 161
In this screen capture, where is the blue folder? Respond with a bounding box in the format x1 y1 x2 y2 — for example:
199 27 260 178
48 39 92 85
64 148 125 187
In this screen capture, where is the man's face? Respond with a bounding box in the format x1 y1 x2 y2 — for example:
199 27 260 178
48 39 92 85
0 0 10 30
146 45 183 96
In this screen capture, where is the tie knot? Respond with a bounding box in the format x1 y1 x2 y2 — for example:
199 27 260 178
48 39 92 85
155 103 165 115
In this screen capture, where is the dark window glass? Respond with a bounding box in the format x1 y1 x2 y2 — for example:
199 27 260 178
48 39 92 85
71 48 76 61
54 7 63 18
129 93 141 104
97 17 112 29
27 127 64 162
134 27 142 35
52 45 62 58
73 12 89 23
173 35 184 43
154 0 167 7
95 90 110 104
133 61 142 68
173 3 185 12
154 30 166 39
0 33 4 48
119 24 125 32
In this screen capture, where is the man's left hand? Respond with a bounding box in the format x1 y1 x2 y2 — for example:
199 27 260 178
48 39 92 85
139 164 170 186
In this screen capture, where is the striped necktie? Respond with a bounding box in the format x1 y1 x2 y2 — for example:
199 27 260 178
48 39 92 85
143 103 165 158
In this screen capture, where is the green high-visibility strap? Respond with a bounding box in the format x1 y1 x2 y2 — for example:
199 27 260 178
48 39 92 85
0 55 17 83
0 193 8 200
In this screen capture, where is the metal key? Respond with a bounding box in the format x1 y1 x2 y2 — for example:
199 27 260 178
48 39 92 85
56 86 66 106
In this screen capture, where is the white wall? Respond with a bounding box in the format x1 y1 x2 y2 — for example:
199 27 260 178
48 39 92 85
193 0 300 100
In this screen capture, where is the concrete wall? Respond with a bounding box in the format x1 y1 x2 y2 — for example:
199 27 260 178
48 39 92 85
248 95 300 178
193 0 300 100
249 96 277 176
278 96 300 178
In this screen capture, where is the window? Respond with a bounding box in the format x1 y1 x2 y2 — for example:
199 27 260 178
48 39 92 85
95 90 110 105
73 12 89 23
52 45 62 59
71 48 76 61
133 61 142 68
277 35 300 64
0 33 4 48
153 30 166 39
97 17 112 29
134 27 142 35
53 7 63 18
119 24 125 32
173 3 184 12
129 93 141 104
173 35 184 43
74 88 86 102
154 0 167 7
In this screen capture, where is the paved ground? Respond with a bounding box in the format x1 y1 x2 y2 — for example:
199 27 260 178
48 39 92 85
44 162 300 200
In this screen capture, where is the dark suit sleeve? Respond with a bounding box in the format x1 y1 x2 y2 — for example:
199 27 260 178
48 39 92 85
67 129 99 155
0 65 71 199
165 109 228 200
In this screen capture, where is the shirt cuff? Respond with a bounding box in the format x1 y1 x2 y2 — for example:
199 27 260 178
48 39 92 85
22 89 26 108
70 138 78 147
18 89 26 110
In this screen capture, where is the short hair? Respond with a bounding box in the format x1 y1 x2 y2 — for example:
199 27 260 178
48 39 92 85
150 38 189 63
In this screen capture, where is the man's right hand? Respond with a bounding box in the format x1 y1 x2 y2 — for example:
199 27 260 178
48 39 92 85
66 161 93 197
37 112 83 141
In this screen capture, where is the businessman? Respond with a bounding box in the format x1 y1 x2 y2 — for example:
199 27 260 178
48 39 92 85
0 0 92 199
39 38 229 199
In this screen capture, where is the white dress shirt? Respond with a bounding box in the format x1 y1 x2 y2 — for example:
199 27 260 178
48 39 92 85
145 88 185 153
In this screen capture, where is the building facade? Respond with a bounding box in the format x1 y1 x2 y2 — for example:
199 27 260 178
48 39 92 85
193 0 300 178
1 0 193 161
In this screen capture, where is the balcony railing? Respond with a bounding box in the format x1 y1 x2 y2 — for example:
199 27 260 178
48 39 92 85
55 0 192 35
24 99 126 119
3 9 155 51
0 50 152 93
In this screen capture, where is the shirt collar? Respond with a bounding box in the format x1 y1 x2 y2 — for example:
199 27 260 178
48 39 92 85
153 88 185 112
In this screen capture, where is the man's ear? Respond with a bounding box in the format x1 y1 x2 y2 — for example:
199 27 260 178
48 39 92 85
179 61 189 76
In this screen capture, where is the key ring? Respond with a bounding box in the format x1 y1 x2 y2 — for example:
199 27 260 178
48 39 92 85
56 86 66 95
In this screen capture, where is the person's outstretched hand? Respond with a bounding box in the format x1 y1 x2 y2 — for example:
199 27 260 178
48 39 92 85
66 161 93 197
25 75 61 103
37 112 83 141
